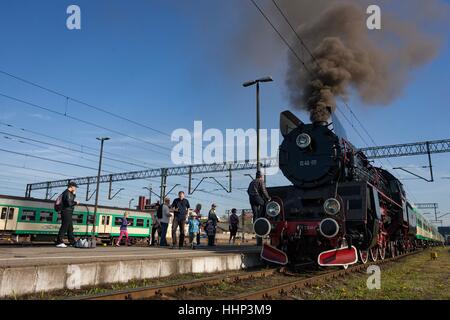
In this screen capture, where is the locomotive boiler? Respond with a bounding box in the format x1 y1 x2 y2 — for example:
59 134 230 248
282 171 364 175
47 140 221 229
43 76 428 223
253 111 443 268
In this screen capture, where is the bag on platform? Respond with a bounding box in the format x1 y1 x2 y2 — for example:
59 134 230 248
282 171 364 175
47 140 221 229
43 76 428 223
74 238 96 249
54 194 63 212
156 205 163 219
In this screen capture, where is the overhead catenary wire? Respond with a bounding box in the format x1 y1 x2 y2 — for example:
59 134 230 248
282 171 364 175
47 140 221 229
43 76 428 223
0 69 170 138
0 92 172 157
0 70 227 164
0 130 142 172
0 161 71 178
0 147 101 171
0 121 158 169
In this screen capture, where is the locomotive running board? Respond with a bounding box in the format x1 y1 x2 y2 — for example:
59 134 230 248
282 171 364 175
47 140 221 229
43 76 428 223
317 246 358 268
261 243 288 265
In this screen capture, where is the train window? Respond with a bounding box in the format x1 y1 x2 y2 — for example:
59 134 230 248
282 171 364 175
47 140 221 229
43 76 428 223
128 219 135 227
21 210 36 221
348 199 362 210
114 217 123 226
72 214 84 224
1 208 6 219
147 220 151 227
8 208 14 219
339 186 360 196
87 214 95 224
136 219 144 227
40 211 53 222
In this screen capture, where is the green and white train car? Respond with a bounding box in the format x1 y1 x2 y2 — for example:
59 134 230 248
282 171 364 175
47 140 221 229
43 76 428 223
0 195 153 244
407 203 444 245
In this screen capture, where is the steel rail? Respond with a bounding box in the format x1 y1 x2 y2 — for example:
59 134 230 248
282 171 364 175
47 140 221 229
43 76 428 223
233 250 422 300
73 268 277 300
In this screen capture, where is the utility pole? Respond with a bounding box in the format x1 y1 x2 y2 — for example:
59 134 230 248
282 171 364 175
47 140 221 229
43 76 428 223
92 137 109 245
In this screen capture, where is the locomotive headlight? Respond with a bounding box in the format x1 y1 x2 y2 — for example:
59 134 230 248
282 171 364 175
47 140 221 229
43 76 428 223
253 218 272 237
319 218 340 238
323 198 340 215
266 201 281 218
296 133 311 149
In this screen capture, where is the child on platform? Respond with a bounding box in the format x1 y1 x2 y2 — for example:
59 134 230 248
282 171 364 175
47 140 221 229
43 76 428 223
188 211 200 249
116 212 131 247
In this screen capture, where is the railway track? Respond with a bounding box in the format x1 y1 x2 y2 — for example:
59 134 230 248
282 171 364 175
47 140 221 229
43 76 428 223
74 268 278 300
74 250 421 300
233 250 421 300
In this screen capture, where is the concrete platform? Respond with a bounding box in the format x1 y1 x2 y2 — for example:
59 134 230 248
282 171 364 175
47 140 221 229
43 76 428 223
0 245 262 298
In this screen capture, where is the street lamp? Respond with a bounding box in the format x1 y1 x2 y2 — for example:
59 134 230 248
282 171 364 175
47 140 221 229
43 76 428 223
129 198 135 209
143 186 152 205
243 76 273 173
92 137 110 245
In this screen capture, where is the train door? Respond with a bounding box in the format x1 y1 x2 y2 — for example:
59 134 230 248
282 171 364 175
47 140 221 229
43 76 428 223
99 214 112 234
0 206 8 230
0 206 17 231
5 207 17 230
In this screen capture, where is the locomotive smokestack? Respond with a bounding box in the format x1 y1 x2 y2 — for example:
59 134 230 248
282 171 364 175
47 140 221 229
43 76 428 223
312 106 331 126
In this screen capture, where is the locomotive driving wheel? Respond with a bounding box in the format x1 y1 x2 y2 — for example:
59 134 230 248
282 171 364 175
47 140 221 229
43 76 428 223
369 246 378 262
379 244 386 260
359 249 369 264
389 241 396 257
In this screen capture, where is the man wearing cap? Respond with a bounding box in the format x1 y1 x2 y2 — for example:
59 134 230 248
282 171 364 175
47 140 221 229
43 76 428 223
208 203 219 228
171 191 190 249
247 171 270 246
56 181 80 248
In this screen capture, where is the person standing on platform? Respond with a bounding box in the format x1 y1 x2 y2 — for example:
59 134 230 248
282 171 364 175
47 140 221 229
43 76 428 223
171 191 190 249
194 203 202 245
116 212 131 247
205 219 216 246
188 211 200 249
56 181 79 248
247 171 270 246
208 203 219 227
150 202 161 246
229 208 239 245
159 198 172 246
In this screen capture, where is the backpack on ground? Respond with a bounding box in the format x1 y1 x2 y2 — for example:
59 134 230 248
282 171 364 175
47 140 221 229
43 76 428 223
74 238 96 249
54 193 63 212
156 205 163 219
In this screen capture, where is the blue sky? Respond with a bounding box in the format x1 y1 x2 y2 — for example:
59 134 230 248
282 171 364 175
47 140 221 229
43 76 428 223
0 0 449 223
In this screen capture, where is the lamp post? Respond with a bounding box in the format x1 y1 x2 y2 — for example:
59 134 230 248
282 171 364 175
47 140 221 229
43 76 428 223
129 198 135 209
92 137 109 245
143 186 152 206
243 77 273 247
243 76 273 173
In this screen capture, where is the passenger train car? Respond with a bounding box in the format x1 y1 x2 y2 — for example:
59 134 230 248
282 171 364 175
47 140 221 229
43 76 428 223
0 195 153 244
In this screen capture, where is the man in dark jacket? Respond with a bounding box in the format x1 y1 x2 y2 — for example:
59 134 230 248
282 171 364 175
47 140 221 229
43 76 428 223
248 171 270 218
56 181 79 248
171 191 190 248
247 171 270 246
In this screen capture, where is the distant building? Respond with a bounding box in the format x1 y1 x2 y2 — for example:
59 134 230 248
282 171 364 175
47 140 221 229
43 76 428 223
438 226 450 244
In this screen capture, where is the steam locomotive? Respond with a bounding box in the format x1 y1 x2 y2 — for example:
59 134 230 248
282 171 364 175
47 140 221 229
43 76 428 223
253 111 444 268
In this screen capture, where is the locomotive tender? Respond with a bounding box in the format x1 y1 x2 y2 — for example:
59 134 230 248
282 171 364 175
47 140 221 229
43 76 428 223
254 111 444 268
